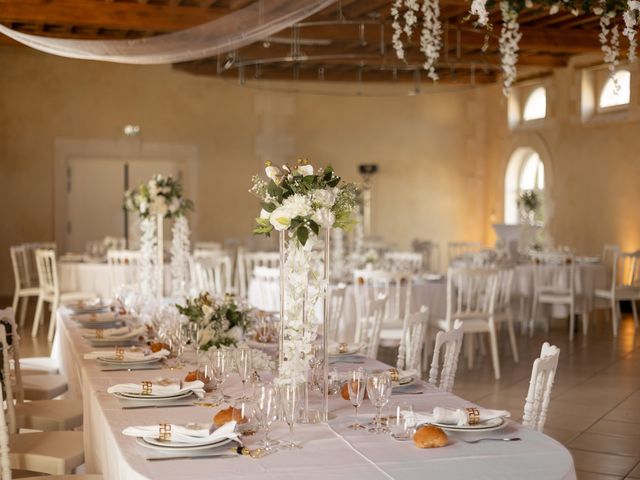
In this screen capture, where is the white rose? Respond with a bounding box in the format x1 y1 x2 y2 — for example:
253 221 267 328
312 207 335 228
296 164 314 176
265 165 281 182
311 188 337 208
150 196 168 216
270 206 292 231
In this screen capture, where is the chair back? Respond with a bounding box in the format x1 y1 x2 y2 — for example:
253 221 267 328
107 249 140 293
522 342 560 431
444 267 500 328
531 252 575 296
397 306 429 373
357 295 387 358
412 239 440 273
428 319 464 392
10 245 32 290
249 266 280 313
0 308 24 406
447 242 483 266
353 269 413 330
189 254 234 297
35 249 58 296
236 249 280 299
0 324 12 480
384 251 423 273
495 268 515 313
326 284 347 342
602 244 620 288
194 241 222 251
610 250 640 291
0 308 19 435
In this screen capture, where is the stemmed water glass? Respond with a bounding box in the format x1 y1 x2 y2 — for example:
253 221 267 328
235 347 253 400
366 371 392 434
347 369 366 430
255 383 280 452
278 382 303 450
210 350 231 404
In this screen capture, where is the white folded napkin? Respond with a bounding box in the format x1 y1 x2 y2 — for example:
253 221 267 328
122 420 239 444
73 311 118 323
107 379 205 399
81 325 145 339
83 348 170 361
409 407 510 426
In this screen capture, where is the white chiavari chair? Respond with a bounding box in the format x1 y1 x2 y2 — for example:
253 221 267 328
251 266 281 313
595 250 640 336
0 308 82 432
522 342 560 432
353 269 413 346
326 284 347 342
355 295 387 358
106 250 140 295
10 246 39 328
412 239 440 273
189 253 234 297
447 242 483 266
494 268 520 363
529 252 583 341
236 249 280 299
0 321 86 476
32 250 95 341
428 319 464 392
436 267 504 379
396 306 429 375
384 251 423 273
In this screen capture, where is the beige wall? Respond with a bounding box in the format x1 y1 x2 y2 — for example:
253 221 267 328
482 60 640 256
0 47 487 296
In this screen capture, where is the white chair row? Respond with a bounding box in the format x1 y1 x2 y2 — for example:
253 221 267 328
189 252 234 297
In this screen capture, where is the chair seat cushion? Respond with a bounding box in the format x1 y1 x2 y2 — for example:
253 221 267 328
16 399 83 431
18 288 40 296
9 431 84 475
23 374 68 401
16 356 60 375
538 292 572 304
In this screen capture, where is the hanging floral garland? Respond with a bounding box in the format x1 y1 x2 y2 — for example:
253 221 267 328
499 1 522 95
623 0 640 61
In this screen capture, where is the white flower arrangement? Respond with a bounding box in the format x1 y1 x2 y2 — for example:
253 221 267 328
124 174 193 220
470 0 490 26
420 0 443 81
599 4 622 80
623 0 640 61
499 1 522 95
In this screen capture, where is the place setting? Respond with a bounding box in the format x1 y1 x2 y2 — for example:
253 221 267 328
107 377 206 409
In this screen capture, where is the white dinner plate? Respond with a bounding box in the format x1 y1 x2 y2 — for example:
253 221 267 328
432 416 507 432
113 390 194 401
66 302 110 314
97 356 161 366
328 343 361 356
394 376 414 387
136 436 232 452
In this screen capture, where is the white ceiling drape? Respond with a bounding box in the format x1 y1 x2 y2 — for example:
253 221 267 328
0 0 336 65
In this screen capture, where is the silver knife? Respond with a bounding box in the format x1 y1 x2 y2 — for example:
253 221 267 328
146 453 239 461
101 367 162 372
122 403 194 410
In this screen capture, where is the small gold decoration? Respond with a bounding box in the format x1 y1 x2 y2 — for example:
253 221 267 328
388 368 400 382
95 329 104 339
338 342 349 354
115 347 125 361
466 407 480 425
141 381 153 395
90 313 97 320
159 423 171 441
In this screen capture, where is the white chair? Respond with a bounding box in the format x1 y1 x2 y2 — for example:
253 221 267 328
428 319 464 392
32 250 95 341
384 251 423 273
189 254 234 297
447 241 483 266
250 266 280 313
0 308 72 404
0 323 86 477
494 268 520 364
10 246 40 328
396 306 429 374
353 269 413 347
595 250 640 336
529 252 584 341
355 295 387 358
436 267 505 379
326 284 347 342
194 241 222 251
236 250 280 299
522 342 560 431
412 239 440 273
106 250 140 295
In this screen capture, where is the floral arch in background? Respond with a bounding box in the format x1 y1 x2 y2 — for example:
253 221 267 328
504 147 545 224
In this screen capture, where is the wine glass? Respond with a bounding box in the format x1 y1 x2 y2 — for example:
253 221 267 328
347 369 366 430
389 401 414 440
278 382 303 450
233 399 257 435
235 347 253 400
366 371 392 434
210 350 231 404
255 383 280 451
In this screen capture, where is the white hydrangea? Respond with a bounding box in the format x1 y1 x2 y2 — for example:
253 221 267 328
282 193 313 218
311 188 337 208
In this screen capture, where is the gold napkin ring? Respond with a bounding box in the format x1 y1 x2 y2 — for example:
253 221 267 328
338 342 349 354
141 381 153 395
115 347 125 361
388 368 400 382
90 313 97 320
159 423 171 441
466 407 480 425
95 329 104 339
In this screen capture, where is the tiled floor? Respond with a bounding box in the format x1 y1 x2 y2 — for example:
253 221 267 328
10 298 640 480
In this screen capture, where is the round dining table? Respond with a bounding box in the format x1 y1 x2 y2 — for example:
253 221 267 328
51 310 576 480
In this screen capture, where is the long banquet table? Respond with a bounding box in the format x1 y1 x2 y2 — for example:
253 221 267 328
52 311 576 480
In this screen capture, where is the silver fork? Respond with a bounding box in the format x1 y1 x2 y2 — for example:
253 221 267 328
461 437 521 444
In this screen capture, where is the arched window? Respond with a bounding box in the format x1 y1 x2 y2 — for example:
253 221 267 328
522 87 547 121
599 70 631 109
505 148 545 224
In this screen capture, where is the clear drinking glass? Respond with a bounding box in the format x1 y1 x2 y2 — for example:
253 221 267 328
278 382 303 450
388 401 414 440
210 350 231 403
235 347 253 401
366 371 392 434
347 369 366 430
255 383 280 451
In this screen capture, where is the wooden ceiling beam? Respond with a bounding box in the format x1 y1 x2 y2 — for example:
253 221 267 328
0 0 229 32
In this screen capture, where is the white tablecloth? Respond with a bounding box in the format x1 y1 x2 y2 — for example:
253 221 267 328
52 311 576 480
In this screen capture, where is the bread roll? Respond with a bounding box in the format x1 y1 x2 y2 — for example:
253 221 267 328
214 407 248 427
413 425 448 448
340 382 368 401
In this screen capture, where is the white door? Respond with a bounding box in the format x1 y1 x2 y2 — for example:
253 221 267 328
67 158 126 253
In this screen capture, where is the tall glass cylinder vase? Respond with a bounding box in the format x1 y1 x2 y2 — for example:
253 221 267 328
156 213 164 299
278 229 330 423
